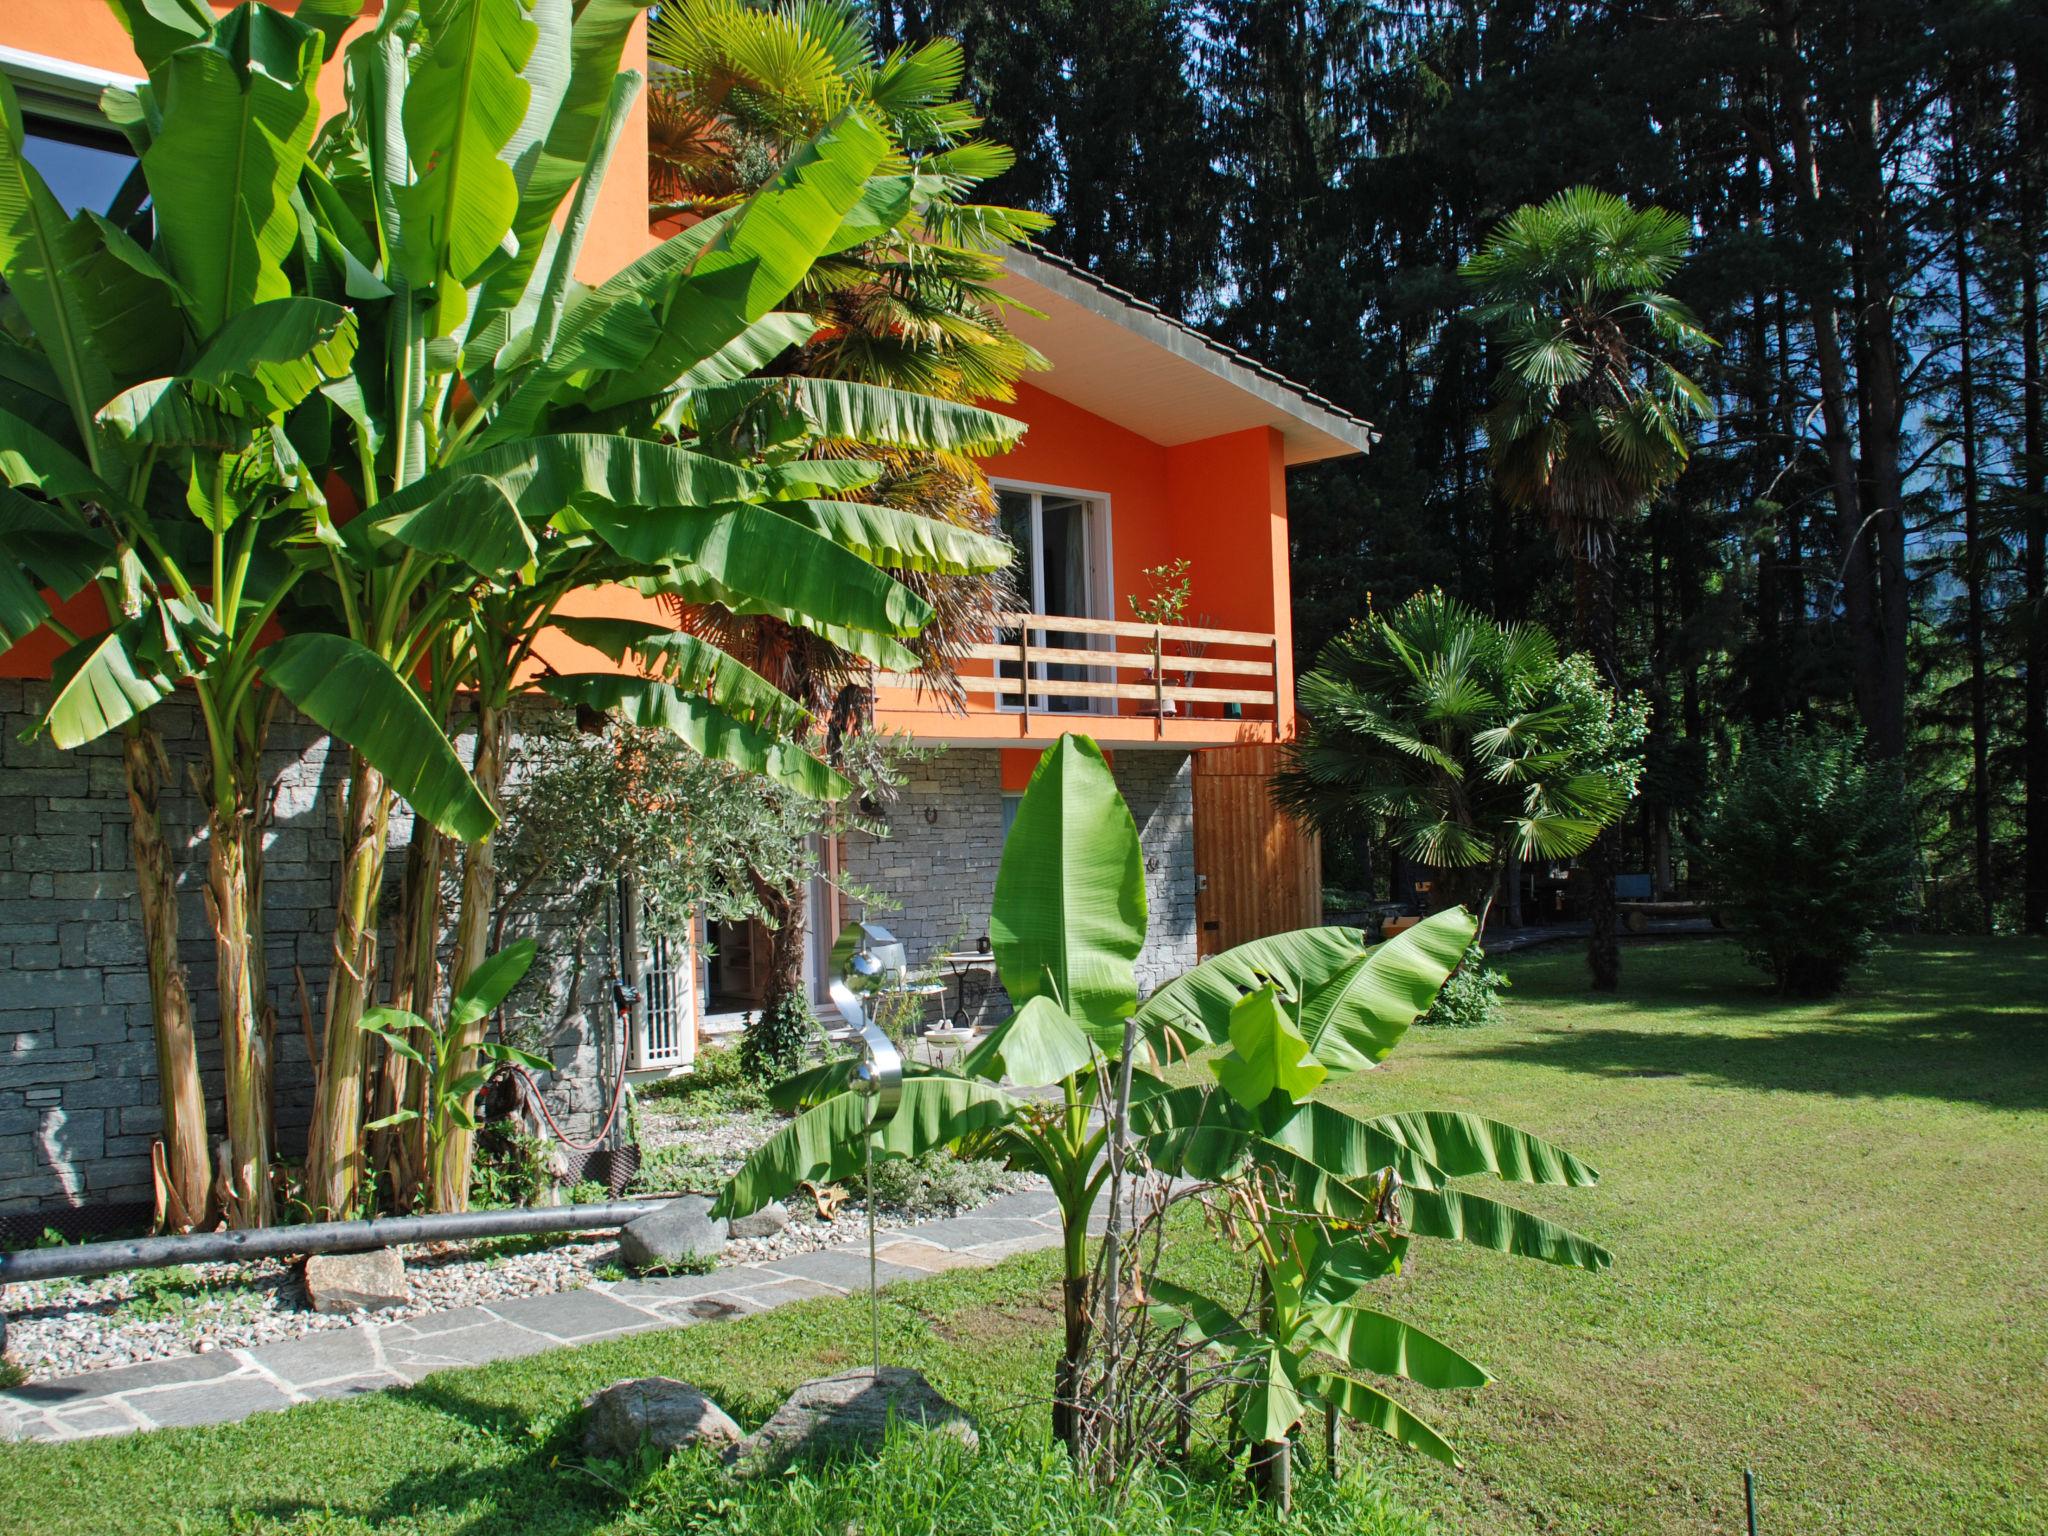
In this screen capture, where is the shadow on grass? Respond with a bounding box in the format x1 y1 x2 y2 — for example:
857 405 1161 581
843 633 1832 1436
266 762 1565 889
1463 940 2047 1111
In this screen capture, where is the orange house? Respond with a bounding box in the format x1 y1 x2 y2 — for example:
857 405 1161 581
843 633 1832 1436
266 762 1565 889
0 7 1366 1217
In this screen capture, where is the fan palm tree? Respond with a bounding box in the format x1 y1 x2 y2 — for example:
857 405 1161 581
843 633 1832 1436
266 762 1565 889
1460 187 1712 985
1275 591 1643 931
648 0 1049 1047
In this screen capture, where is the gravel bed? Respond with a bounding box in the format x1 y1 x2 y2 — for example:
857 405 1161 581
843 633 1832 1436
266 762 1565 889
2 1099 1039 1384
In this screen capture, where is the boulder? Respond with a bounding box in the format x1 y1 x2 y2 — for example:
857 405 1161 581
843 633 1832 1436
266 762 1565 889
582 1378 743 1460
728 1367 977 1478
619 1196 728 1273
728 1201 790 1240
302 1248 407 1314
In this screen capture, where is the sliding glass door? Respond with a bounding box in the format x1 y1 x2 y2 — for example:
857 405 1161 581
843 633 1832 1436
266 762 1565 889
997 485 1107 712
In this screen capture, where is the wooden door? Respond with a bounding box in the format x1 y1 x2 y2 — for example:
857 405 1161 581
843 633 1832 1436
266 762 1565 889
1192 744 1322 956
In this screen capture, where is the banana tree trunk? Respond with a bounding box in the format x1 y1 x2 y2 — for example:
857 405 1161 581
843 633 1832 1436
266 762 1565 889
304 755 394 1218
205 802 276 1228
1248 1439 1293 1510
370 825 447 1208
429 705 507 1213
122 725 212 1231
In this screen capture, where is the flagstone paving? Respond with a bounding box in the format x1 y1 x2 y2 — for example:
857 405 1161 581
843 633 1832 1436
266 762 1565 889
0 1189 1064 1444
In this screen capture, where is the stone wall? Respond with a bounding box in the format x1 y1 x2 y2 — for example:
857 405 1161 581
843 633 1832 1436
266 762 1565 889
0 680 606 1228
839 746 1197 1018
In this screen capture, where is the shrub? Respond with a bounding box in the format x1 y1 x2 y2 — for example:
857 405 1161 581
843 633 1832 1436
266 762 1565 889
740 993 816 1081
867 1147 1013 1217
1418 942 1511 1028
641 1042 770 1115
469 1127 558 1209
1697 728 1915 996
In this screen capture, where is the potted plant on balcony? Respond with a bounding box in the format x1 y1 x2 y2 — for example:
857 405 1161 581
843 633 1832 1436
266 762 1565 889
1127 559 1194 717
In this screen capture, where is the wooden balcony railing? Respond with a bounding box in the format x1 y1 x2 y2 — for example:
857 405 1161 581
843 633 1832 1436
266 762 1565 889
939 611 1282 723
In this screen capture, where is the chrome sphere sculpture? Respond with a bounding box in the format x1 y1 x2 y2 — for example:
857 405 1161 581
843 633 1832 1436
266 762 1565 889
831 944 904 1377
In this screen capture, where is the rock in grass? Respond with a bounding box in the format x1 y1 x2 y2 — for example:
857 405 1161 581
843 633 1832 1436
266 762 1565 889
619 1196 728 1273
302 1249 407 1314
583 1378 744 1460
728 1367 977 1478
728 1201 790 1240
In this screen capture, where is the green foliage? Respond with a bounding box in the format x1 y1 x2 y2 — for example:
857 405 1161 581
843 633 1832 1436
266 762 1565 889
864 1146 1013 1217
468 1126 559 1210
1697 728 1916 995
640 1042 771 1115
1277 592 1647 911
1127 557 1193 627
739 992 818 1082
1417 944 1511 1029
110 1266 263 1328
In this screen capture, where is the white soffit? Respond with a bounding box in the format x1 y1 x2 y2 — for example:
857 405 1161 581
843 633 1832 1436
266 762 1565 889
997 246 1375 466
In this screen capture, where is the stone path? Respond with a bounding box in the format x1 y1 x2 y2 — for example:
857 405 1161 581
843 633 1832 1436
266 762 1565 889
0 1189 1070 1445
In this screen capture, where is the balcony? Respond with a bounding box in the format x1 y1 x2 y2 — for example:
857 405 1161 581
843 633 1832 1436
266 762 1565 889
874 611 1285 746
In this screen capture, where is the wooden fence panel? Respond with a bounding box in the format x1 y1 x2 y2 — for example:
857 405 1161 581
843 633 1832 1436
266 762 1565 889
1192 744 1321 957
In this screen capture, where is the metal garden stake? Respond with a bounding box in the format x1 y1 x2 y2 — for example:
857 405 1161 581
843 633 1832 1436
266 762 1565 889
831 947 902 1380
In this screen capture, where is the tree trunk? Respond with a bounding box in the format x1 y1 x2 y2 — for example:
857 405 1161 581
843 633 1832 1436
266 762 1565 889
1953 119 1993 931
1248 1439 1294 1511
304 756 394 1219
1575 552 1622 991
205 801 275 1228
1053 1270 1088 1452
431 704 508 1213
2022 139 2047 935
369 824 445 1209
122 725 212 1231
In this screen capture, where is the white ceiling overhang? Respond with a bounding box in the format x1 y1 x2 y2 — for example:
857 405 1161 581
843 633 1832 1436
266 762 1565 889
996 246 1376 466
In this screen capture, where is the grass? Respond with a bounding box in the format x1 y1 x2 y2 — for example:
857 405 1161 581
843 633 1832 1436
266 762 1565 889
2 938 2040 1534
1321 937 2048 1535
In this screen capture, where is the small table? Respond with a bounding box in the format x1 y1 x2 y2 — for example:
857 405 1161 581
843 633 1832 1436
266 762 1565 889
935 951 998 1026
918 1025 979 1069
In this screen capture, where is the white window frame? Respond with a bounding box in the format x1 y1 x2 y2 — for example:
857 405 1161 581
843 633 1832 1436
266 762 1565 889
991 478 1115 714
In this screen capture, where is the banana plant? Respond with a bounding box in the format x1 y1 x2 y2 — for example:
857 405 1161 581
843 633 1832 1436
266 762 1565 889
2 0 1026 1224
1127 914 1610 1497
359 939 553 1212
713 733 1484 1453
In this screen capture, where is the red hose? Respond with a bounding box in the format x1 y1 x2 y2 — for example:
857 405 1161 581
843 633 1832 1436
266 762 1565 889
506 1010 633 1152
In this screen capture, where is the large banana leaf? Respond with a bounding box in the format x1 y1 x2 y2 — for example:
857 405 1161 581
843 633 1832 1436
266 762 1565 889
142 4 322 337
98 378 251 451
393 0 537 331
1235 1345 1311 1445
584 109 895 409
768 498 1012 576
473 0 651 326
686 377 1026 456
0 409 119 503
187 298 359 417
1303 1304 1490 1390
0 488 113 598
536 672 848 800
1126 1080 1255 1181
0 549 49 651
263 632 497 842
1257 1099 1444 1191
1145 1276 1254 1360
1133 926 1370 1055
1307 1370 1458 1466
1210 984 1328 1109
957 994 1097 1089
577 501 932 638
381 434 753 523
448 937 537 1027
712 1075 1017 1220
1401 1184 1613 1272
990 734 1146 1047
548 616 807 735
376 474 536 577
41 624 175 749
1366 1110 1600 1187
105 0 216 73
0 79 137 422
632 563 922 674
1296 908 1475 1077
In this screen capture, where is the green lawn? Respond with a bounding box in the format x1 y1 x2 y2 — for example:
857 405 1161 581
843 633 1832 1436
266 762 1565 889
1 938 2041 1534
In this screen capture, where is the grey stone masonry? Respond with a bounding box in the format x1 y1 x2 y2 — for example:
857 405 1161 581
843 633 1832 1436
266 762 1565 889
0 681 605 1222
840 746 1198 1014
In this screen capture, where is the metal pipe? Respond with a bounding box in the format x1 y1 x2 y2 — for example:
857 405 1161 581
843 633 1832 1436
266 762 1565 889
0 1199 665 1286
